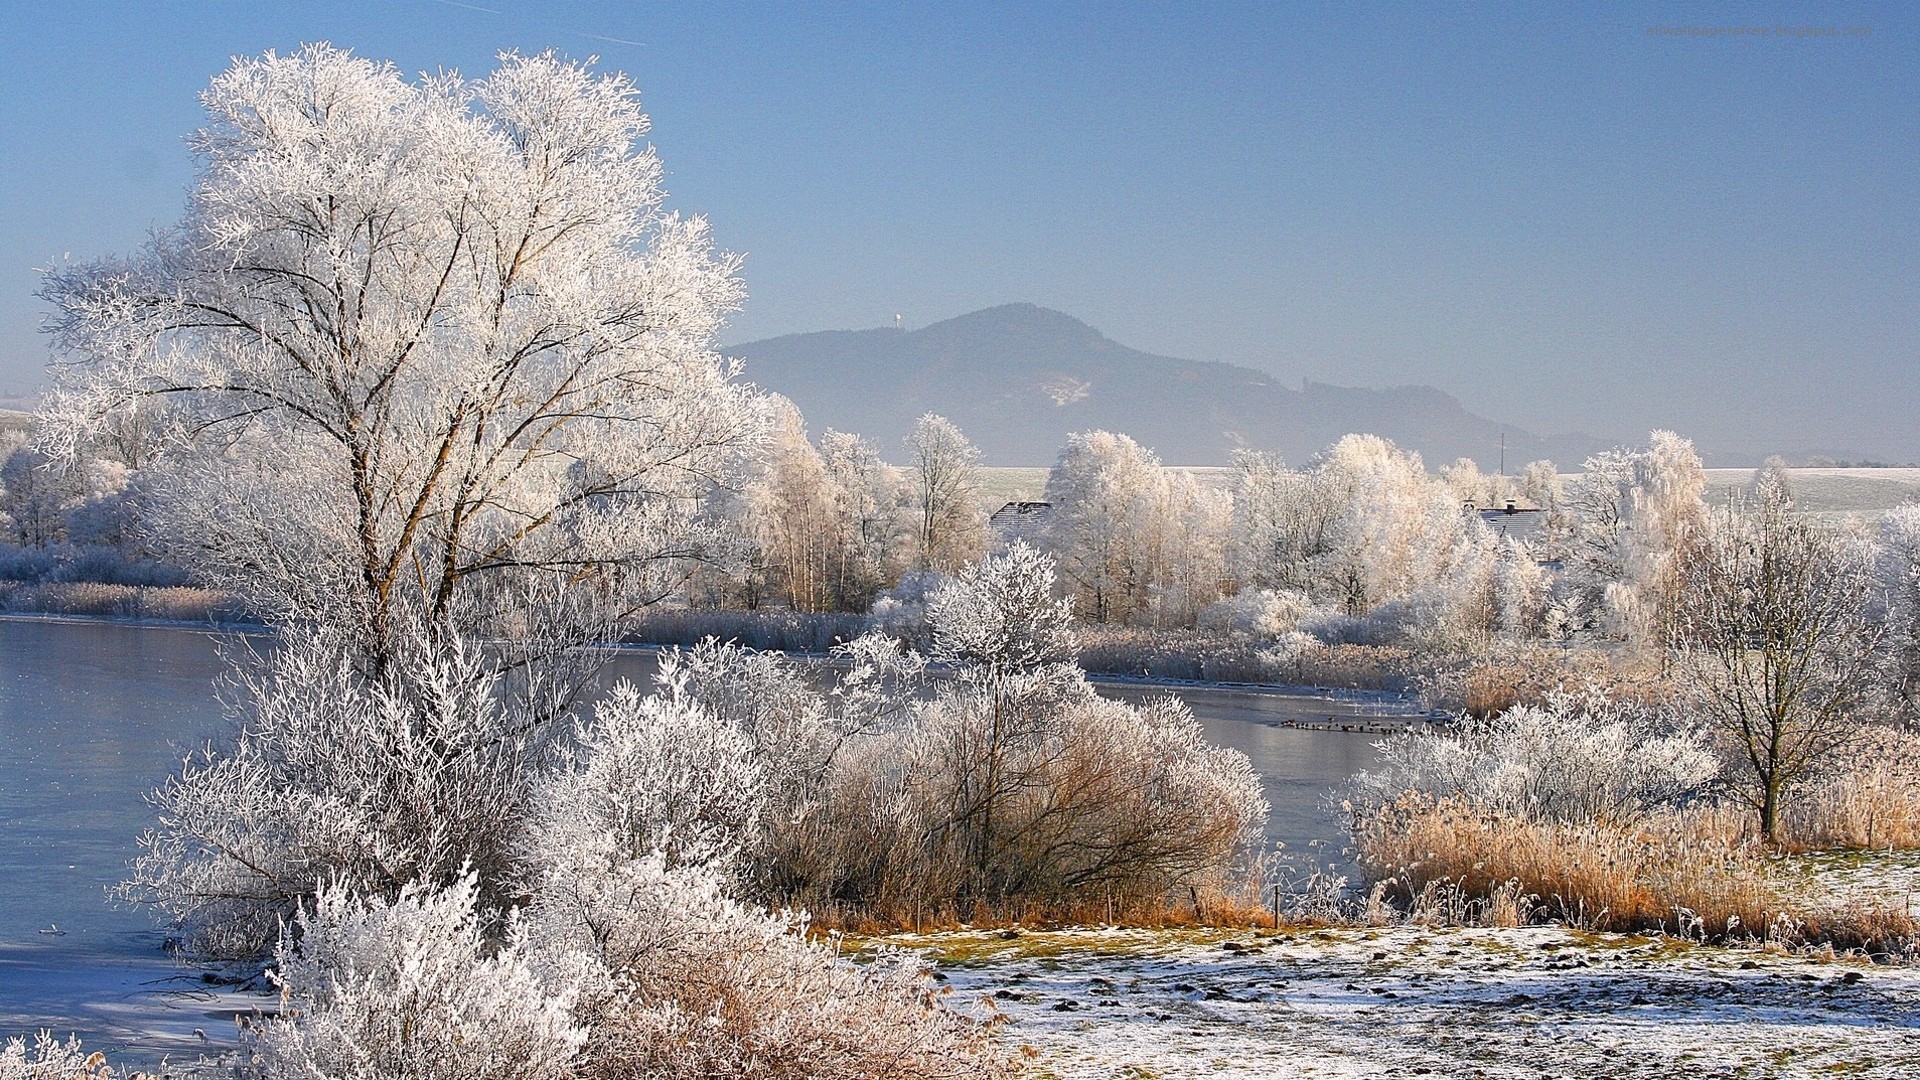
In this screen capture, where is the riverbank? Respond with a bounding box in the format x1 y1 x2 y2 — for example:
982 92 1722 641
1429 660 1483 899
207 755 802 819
868 923 1920 1079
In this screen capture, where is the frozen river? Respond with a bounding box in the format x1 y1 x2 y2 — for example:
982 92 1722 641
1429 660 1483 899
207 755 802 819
0 617 1421 1062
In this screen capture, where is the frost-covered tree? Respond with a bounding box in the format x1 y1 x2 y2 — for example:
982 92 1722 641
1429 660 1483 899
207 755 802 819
39 46 759 656
1674 474 1882 840
1042 430 1229 625
1227 436 1516 646
1228 448 1337 595
1 445 63 549
817 428 900 608
738 406 901 612
1438 456 1511 509
902 413 985 572
1563 431 1707 643
1041 430 1164 623
744 398 839 611
1878 504 1920 723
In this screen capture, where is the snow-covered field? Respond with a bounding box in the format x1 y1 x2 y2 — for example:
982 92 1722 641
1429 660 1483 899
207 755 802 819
879 925 1920 1079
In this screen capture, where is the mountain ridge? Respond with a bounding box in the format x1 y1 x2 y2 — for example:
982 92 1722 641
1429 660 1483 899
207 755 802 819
726 303 1603 469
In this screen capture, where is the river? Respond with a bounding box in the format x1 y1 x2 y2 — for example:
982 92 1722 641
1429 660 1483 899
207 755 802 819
0 618 1420 1062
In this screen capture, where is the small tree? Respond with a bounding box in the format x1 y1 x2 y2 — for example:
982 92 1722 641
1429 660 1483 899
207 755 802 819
902 413 984 572
1674 474 1882 841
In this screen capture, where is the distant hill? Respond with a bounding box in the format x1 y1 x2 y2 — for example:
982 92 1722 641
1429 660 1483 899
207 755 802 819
729 304 1603 468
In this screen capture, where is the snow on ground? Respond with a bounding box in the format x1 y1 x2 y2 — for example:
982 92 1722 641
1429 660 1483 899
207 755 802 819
871 925 1920 1079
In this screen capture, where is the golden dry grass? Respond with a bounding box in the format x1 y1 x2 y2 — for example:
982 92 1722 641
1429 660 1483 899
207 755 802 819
1355 795 1918 953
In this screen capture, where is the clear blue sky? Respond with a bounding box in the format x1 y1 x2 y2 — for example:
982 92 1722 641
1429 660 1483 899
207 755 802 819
0 2 1913 460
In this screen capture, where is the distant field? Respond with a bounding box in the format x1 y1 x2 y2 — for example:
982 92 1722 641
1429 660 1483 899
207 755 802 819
0 409 32 439
1701 467 1920 518
974 466 1235 510
978 465 1920 519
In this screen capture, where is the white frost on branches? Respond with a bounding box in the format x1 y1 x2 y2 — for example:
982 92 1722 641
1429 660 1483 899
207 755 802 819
38 45 760 646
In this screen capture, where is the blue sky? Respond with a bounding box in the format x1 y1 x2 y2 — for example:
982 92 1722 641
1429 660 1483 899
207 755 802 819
0 2 1913 459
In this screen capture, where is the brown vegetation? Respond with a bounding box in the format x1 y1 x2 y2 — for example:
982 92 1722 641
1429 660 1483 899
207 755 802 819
1417 647 1670 717
1076 626 1420 691
1354 794 1918 953
0 581 242 622
1780 726 1920 851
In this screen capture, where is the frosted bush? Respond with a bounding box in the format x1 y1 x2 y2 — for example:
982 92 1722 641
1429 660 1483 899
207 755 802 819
1353 691 1718 825
247 875 585 1080
1197 588 1314 638
867 568 948 643
796 684 1267 909
0 1034 116 1080
522 851 1011 1080
122 625 549 959
532 683 766 872
522 688 1013 1080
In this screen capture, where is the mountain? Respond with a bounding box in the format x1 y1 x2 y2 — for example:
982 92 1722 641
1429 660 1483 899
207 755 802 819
727 304 1602 468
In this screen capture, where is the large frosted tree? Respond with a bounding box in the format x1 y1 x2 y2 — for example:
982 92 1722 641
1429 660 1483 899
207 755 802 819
39 45 760 654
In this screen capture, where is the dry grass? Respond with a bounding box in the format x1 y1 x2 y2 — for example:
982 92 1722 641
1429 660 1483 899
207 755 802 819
623 607 875 653
803 885 1284 936
0 581 244 622
1076 626 1421 691
1418 647 1671 717
1781 726 1920 852
1355 795 1918 953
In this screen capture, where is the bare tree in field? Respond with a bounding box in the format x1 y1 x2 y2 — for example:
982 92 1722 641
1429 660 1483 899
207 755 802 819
38 45 761 660
1674 473 1882 841
903 413 984 572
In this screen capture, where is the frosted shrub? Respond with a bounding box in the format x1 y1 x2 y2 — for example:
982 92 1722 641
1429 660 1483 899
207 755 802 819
525 853 1012 1080
123 626 549 959
523 698 1012 1080
0 1034 117 1080
797 685 1267 911
533 684 766 872
1197 588 1314 639
1353 691 1718 825
248 876 585 1080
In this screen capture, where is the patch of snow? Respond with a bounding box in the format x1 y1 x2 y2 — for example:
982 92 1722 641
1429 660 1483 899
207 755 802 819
876 925 1920 1079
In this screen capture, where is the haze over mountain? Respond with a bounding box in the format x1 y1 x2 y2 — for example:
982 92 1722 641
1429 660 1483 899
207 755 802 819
730 305 1605 469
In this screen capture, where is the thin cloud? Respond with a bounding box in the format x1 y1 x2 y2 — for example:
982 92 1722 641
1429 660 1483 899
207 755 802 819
430 0 503 14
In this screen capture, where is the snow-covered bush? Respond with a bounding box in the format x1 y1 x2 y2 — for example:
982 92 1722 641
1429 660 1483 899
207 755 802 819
247 875 586 1080
793 684 1267 911
926 541 1077 678
521 693 1013 1080
122 625 551 959
0 1034 117 1080
1197 588 1314 639
1352 691 1718 825
867 568 948 644
532 685 766 873
524 852 1011 1080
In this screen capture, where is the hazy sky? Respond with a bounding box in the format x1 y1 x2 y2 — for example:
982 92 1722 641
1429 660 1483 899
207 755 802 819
0 2 1913 460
